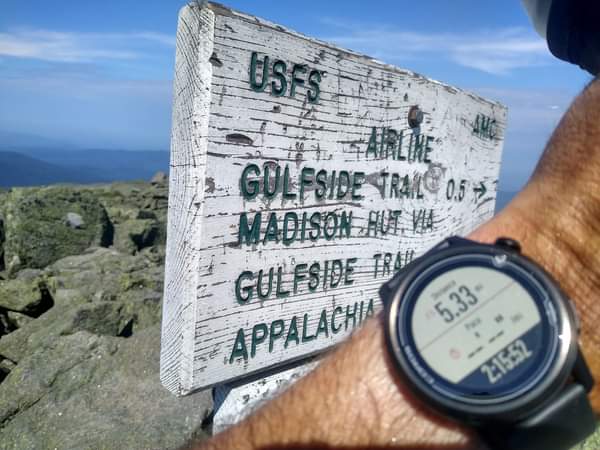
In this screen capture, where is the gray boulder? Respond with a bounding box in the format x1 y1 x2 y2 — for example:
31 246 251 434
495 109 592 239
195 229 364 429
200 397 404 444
0 327 212 450
151 171 168 186
47 247 164 305
0 216 5 272
114 218 160 254
5 311 33 329
1 187 113 271
0 247 164 363
0 277 54 316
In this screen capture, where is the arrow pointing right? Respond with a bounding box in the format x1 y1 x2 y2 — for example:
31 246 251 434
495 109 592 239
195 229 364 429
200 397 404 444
473 182 487 200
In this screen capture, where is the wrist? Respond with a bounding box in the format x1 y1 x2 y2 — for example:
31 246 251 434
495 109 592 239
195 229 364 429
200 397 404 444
324 315 475 447
208 314 476 449
371 220 597 450
291 315 477 448
470 189 600 411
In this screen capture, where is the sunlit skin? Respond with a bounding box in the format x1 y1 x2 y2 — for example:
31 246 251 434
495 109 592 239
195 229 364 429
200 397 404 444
193 78 600 450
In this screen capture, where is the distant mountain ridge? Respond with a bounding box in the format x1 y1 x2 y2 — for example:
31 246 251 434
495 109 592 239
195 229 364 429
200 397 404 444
0 149 169 188
0 151 108 187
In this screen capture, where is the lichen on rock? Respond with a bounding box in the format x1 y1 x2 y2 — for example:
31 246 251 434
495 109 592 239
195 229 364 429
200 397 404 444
1 186 113 271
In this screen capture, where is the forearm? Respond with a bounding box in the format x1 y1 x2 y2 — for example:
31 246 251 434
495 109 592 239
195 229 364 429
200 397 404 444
201 315 475 450
199 79 600 449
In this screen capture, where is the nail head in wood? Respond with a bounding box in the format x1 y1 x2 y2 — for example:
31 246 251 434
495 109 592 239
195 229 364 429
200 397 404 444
408 105 424 128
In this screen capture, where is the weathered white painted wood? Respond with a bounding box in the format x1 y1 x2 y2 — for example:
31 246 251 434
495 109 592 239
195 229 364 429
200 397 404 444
161 1 507 396
212 361 319 434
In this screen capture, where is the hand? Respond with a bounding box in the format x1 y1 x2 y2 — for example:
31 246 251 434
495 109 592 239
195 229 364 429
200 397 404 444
198 79 600 450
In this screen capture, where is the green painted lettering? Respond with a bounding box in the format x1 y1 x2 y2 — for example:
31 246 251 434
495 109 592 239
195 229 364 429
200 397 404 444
251 323 268 357
336 170 350 199
257 268 273 299
315 309 329 338
282 165 296 200
385 128 398 158
390 173 400 198
339 211 352 238
308 69 321 103
352 171 365 200
400 175 411 198
315 169 327 199
249 52 269 92
330 259 343 288
263 163 280 199
366 127 378 158
331 306 343 333
366 298 375 317
425 135 434 162
299 167 315 199
269 320 285 352
345 303 357 330
345 257 357 285
308 262 320 292
235 271 254 304
229 328 248 363
238 212 261 246
372 253 382 278
283 212 298 246
263 213 280 244
323 212 338 240
290 64 307 97
301 313 316 342
285 316 300 348
300 212 307 241
396 130 406 161
276 266 290 298
379 127 387 157
308 212 321 240
240 163 260 199
271 60 287 96
413 134 425 162
367 211 379 237
293 263 308 293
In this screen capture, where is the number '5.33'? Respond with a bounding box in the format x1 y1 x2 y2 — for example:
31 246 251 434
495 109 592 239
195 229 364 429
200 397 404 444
434 285 479 323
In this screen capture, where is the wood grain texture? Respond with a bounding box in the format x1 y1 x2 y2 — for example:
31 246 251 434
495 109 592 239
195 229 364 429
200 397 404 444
161 2 507 396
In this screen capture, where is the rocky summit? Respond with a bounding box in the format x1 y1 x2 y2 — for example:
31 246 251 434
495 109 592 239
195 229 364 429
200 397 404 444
0 178 212 450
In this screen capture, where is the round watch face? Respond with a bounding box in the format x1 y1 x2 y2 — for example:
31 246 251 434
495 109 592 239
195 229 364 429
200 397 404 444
395 253 564 407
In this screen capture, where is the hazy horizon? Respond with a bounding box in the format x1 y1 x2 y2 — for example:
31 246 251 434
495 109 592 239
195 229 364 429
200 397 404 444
2 1 592 192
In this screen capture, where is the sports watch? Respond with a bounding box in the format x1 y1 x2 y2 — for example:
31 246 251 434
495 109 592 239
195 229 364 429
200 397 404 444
379 236 597 450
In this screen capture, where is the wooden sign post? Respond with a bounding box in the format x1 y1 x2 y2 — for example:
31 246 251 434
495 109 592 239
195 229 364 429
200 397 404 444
160 2 507 401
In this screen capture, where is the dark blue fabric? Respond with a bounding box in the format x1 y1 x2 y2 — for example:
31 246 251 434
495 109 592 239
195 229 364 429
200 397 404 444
547 0 600 75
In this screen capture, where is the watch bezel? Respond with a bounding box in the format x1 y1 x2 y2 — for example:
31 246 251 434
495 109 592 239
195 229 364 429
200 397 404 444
384 240 579 424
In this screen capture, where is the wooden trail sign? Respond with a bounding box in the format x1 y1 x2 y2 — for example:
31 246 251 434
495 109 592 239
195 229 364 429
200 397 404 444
160 1 507 396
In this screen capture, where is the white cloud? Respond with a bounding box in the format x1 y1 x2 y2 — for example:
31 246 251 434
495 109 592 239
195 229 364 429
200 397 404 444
323 26 550 75
0 29 174 63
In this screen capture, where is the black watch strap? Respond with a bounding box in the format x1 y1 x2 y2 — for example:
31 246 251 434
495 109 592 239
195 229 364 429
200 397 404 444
480 382 597 450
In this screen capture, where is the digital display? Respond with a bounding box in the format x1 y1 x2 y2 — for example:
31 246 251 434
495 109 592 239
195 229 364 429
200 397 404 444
410 266 543 391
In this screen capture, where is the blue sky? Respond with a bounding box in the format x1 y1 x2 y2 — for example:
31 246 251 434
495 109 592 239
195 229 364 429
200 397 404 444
0 0 592 191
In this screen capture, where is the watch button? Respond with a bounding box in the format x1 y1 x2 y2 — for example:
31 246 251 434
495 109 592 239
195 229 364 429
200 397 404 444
494 237 522 253
567 298 581 334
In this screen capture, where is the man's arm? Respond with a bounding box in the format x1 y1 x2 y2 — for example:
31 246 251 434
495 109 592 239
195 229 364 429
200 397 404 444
198 79 600 450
